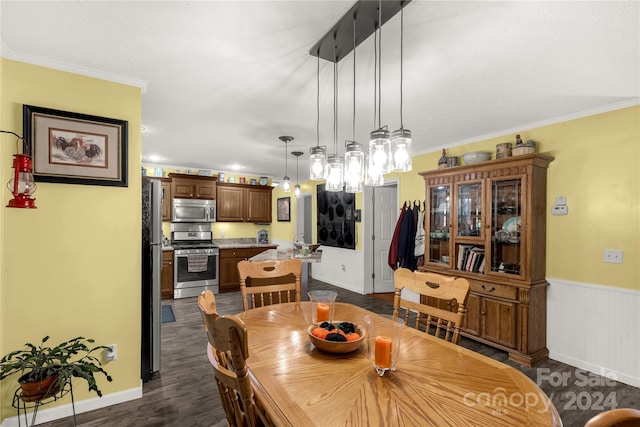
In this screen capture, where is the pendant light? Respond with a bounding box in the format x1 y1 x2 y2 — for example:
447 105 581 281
368 0 392 176
292 151 303 198
365 19 385 187
391 4 412 172
279 136 293 192
309 52 327 180
2 130 37 208
325 38 344 192
344 14 364 194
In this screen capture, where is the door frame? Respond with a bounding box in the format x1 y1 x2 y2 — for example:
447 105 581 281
363 178 399 295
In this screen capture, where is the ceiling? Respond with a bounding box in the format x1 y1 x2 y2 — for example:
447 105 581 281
1 1 638 182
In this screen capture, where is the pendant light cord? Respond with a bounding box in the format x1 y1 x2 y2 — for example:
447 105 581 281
377 0 382 130
316 51 320 147
352 14 357 142
400 6 404 129
333 38 338 155
373 23 378 130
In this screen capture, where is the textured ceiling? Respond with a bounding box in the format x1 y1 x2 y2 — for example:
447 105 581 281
1 1 638 181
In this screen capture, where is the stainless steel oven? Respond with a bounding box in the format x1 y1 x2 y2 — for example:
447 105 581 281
171 223 219 299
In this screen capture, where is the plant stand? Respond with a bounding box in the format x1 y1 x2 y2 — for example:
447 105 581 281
12 379 76 427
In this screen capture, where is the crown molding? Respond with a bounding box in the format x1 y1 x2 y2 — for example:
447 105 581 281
1 39 148 93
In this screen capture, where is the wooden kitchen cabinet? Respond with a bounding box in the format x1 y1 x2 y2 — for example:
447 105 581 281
219 246 277 293
161 249 174 300
419 153 553 366
161 179 171 221
216 182 273 223
169 173 216 200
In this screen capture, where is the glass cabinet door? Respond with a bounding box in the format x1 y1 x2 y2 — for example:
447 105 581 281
456 182 483 238
489 177 523 277
427 185 451 265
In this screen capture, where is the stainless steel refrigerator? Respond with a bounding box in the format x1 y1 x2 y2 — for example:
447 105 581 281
141 177 162 382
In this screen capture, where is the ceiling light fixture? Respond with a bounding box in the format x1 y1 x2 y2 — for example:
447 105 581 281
292 151 304 198
344 14 365 194
309 0 410 188
279 136 293 193
1 130 37 208
391 4 412 172
309 52 327 180
325 38 344 193
368 0 392 178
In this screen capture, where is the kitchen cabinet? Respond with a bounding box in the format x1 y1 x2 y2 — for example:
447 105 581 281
161 179 171 221
161 249 174 300
216 182 273 223
418 153 553 366
169 173 216 200
146 177 172 221
219 246 277 293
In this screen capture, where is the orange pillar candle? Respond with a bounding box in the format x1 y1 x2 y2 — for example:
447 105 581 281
375 335 392 369
316 303 330 322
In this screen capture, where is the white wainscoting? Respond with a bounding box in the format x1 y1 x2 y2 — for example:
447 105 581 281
0 386 141 427
547 278 640 388
311 246 365 294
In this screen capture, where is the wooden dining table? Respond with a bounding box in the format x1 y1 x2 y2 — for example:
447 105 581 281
236 302 561 427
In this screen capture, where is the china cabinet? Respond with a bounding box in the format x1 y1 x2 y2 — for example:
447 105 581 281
419 153 553 366
216 182 273 223
169 173 216 200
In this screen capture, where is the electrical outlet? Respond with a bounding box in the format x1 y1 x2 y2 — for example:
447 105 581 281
603 249 623 264
105 344 117 361
220 231 225 238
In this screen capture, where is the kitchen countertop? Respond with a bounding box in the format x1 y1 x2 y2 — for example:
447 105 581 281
213 238 276 249
249 248 322 263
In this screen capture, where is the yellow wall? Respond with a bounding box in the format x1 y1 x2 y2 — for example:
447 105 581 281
389 105 640 290
0 59 142 420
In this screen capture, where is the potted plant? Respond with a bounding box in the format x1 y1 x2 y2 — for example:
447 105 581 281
0 336 113 401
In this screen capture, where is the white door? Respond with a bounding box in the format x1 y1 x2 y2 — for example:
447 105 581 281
373 184 398 293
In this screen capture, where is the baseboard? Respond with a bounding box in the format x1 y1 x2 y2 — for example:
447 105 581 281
0 385 142 427
310 273 363 295
547 278 640 388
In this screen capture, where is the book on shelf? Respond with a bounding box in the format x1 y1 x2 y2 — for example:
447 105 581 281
457 245 485 273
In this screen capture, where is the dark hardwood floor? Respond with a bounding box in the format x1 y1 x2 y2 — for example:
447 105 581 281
39 279 638 427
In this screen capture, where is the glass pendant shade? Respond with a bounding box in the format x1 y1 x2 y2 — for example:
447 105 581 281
325 154 344 192
6 154 37 208
369 128 392 174
344 141 364 193
294 184 301 198
365 153 384 187
391 128 412 172
309 145 327 180
282 176 291 192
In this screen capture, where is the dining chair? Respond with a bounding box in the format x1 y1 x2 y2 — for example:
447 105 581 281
237 258 302 311
584 408 640 427
392 268 470 344
197 291 272 427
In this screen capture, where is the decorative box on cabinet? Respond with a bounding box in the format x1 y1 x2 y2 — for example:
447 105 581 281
216 182 273 223
169 173 216 200
219 246 277 293
161 250 174 300
419 153 553 366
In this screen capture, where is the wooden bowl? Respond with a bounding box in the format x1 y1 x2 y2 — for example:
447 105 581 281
307 323 366 354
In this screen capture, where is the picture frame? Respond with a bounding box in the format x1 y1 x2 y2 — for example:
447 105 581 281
23 105 128 187
277 197 290 222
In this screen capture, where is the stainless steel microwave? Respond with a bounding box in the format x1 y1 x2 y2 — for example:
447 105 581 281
172 198 216 223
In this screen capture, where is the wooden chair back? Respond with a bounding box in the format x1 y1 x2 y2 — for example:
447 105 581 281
392 268 470 344
237 258 302 311
197 291 270 427
585 408 640 427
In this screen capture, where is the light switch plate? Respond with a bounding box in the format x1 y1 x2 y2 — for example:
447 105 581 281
555 196 567 206
551 205 568 215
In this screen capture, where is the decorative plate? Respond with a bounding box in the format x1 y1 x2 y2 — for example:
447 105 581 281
502 216 521 232
259 176 268 186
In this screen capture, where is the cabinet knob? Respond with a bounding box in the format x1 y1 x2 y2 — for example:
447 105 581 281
481 285 496 292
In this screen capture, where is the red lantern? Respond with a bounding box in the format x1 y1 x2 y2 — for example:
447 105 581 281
7 153 37 209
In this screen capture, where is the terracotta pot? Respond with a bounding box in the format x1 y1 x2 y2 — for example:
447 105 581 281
18 373 60 402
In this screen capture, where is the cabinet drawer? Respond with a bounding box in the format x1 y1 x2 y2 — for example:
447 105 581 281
470 280 517 300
